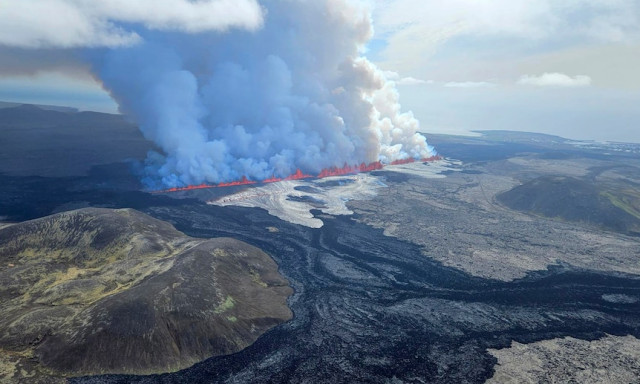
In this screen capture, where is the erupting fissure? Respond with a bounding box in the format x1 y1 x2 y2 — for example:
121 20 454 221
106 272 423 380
153 156 442 193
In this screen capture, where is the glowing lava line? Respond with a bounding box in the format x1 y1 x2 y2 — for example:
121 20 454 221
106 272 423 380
152 156 442 193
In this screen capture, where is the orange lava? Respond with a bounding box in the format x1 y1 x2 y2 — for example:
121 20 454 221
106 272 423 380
161 183 216 193
317 161 383 178
285 169 313 180
421 155 442 162
390 158 416 166
217 176 256 188
262 175 283 183
152 156 441 193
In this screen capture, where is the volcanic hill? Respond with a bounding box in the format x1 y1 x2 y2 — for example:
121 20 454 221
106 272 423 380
0 208 292 382
497 175 640 236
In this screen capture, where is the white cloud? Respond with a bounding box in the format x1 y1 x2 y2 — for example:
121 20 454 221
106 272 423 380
382 71 430 85
382 71 433 85
444 81 495 88
375 0 554 39
383 70 401 80
375 0 640 43
0 0 264 48
517 72 592 87
398 77 431 85
373 0 640 73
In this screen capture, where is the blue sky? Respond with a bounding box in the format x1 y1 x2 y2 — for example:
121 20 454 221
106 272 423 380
1 0 639 142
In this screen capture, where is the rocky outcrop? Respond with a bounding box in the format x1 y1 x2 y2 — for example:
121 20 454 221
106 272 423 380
487 335 640 383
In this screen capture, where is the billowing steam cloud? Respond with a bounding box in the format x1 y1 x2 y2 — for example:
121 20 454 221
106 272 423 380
2 0 435 188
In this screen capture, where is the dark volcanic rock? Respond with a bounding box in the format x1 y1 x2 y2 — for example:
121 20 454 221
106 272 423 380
0 208 292 381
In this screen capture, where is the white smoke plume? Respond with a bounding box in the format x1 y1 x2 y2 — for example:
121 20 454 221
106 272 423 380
2 0 436 188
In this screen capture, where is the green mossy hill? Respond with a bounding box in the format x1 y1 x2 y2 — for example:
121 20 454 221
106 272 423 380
0 208 292 382
498 176 640 235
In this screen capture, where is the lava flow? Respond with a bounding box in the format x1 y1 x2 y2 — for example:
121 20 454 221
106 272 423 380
317 161 383 178
152 156 442 193
262 176 282 183
217 176 256 188
421 155 441 162
285 169 314 180
390 158 416 166
391 155 442 166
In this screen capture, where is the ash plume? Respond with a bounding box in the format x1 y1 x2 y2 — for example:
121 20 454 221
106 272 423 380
3 0 436 188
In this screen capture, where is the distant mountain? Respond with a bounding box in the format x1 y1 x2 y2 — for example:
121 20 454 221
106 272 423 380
474 130 570 144
0 101 79 113
0 208 292 381
0 104 154 177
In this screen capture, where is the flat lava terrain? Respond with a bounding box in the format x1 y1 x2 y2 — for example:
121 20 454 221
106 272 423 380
350 154 640 282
